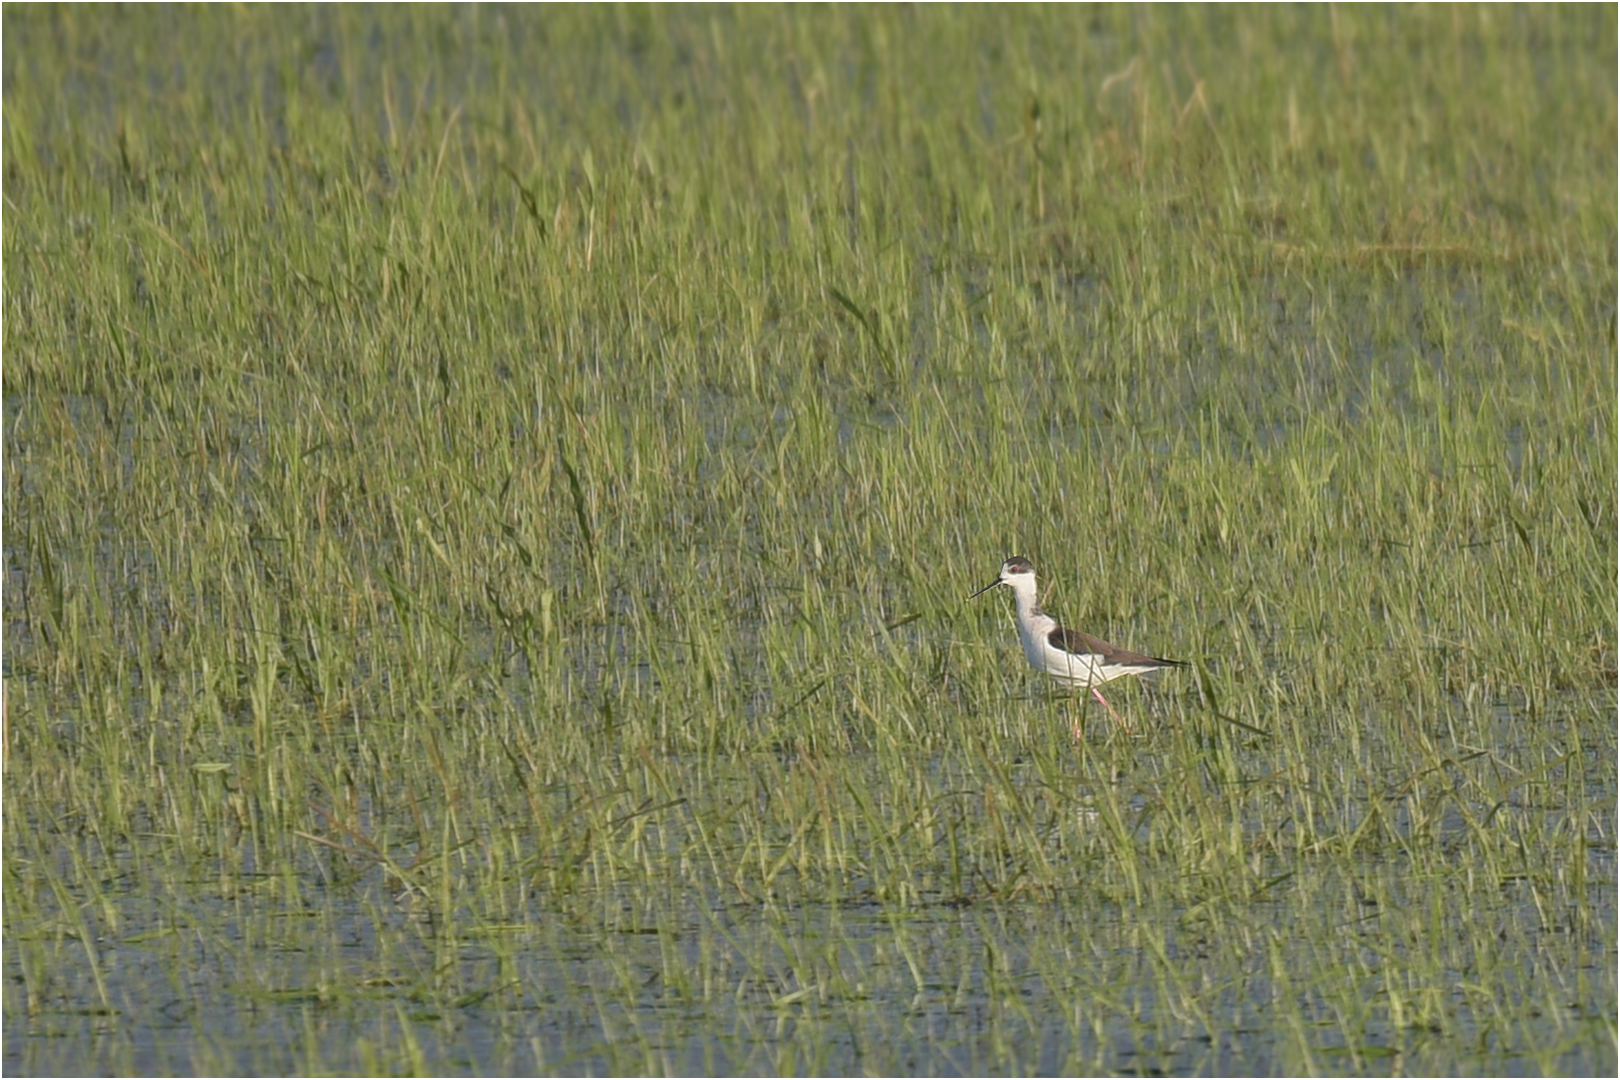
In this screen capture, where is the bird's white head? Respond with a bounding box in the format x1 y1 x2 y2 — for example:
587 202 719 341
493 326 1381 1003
969 555 1037 600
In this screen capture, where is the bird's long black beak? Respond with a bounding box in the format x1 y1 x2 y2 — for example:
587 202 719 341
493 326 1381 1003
967 577 1003 600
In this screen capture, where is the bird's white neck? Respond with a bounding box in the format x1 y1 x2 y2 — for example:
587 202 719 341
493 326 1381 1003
1005 575 1045 626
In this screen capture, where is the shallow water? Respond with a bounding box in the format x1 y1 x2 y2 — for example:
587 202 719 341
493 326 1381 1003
7 714 1614 1077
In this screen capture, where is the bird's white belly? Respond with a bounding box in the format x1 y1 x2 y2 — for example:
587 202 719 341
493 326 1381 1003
1019 627 1104 687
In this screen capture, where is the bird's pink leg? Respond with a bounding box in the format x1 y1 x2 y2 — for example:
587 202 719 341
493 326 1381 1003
1091 687 1129 732
1070 686 1125 739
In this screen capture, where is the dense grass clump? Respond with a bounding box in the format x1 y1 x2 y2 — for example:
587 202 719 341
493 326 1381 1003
4 6 1614 1075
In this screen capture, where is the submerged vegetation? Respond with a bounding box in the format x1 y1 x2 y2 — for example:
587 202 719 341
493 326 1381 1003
4 5 1614 1075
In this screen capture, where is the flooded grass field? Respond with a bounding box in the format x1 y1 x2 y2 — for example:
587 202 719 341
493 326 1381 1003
3 5 1615 1075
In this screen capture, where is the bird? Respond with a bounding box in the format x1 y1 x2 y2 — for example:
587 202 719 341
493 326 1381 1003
970 555 1185 731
